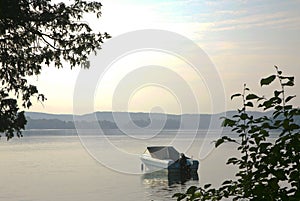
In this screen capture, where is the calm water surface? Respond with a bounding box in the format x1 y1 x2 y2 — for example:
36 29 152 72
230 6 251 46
0 129 238 201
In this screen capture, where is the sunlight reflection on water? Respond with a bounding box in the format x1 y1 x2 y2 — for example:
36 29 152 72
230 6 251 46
0 129 238 201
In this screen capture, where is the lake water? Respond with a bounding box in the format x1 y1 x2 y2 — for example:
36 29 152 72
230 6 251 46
0 129 239 201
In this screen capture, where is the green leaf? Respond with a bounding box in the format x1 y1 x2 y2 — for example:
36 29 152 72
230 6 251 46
260 75 276 86
222 180 233 185
187 186 198 194
249 147 257 152
282 119 290 129
262 99 274 110
231 93 242 100
240 113 248 120
285 95 296 103
274 90 282 97
279 76 294 82
215 138 224 147
245 102 254 107
222 118 236 127
257 96 265 101
223 136 237 143
282 80 294 86
204 184 211 189
172 193 182 198
274 169 286 180
226 157 238 165
283 105 292 110
290 123 300 130
215 136 237 148
246 94 259 100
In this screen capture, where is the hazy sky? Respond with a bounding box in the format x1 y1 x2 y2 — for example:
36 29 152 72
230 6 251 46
28 0 300 114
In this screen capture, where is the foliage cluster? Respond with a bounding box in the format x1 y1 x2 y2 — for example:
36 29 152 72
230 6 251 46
0 0 109 139
173 66 300 200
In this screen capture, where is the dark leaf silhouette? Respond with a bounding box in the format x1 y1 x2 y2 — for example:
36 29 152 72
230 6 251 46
246 94 259 100
231 93 242 100
260 75 276 86
175 66 300 200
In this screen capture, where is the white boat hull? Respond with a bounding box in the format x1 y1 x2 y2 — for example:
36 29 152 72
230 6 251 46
140 154 174 171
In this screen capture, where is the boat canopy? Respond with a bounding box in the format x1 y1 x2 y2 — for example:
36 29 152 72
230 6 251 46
147 146 180 161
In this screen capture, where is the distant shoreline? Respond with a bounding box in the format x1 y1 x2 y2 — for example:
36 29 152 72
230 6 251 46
24 111 280 130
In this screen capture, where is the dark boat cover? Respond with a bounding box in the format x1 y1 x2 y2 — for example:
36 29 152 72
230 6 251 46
147 146 180 161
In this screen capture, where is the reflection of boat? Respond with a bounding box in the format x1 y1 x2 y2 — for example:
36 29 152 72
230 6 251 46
142 169 199 186
140 146 199 172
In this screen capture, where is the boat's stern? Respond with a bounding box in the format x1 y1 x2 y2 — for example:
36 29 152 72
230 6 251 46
168 159 199 172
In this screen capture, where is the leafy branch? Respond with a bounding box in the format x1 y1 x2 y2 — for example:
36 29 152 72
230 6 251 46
0 0 110 139
173 66 300 200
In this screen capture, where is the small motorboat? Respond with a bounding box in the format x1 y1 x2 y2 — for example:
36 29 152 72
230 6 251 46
140 146 199 172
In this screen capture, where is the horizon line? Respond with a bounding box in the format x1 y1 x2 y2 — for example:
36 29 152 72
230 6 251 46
25 110 270 116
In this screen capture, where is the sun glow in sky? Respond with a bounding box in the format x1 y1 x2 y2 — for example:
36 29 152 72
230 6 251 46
29 0 300 114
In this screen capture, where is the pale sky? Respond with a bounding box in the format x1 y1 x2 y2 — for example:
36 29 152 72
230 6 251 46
28 0 300 114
